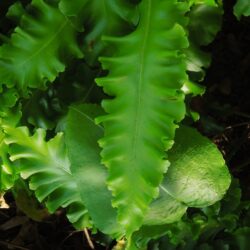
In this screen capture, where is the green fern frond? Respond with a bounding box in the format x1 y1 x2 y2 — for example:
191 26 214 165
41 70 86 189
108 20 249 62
3 126 90 229
96 0 189 237
0 0 83 96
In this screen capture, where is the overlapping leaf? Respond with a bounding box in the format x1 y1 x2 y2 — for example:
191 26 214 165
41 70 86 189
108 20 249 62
96 0 189 237
0 0 83 96
66 104 123 238
65 104 230 248
3 126 90 229
186 4 223 81
59 0 138 64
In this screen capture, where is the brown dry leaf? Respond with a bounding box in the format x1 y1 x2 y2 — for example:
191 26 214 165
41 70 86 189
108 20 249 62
0 193 9 209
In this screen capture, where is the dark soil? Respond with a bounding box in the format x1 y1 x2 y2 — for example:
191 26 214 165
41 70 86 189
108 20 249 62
0 0 250 249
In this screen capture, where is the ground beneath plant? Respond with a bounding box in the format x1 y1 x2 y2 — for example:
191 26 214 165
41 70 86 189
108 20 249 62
0 0 249 249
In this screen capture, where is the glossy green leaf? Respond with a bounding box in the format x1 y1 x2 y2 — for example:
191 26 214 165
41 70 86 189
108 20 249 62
143 125 230 227
164 126 231 207
234 0 250 20
143 191 187 226
0 0 83 96
96 0 189 237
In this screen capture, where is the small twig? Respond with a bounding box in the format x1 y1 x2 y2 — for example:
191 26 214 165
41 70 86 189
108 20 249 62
232 158 250 173
83 228 95 249
0 210 10 218
83 82 95 102
233 111 250 119
59 230 82 246
224 121 250 130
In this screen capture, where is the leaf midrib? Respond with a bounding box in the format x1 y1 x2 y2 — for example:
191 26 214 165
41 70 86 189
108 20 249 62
17 19 68 68
131 0 152 161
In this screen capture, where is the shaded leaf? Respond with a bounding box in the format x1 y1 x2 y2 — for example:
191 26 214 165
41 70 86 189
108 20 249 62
0 0 83 96
65 104 123 238
234 0 250 20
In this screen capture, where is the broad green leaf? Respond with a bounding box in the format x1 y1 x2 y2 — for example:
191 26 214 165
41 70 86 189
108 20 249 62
142 125 230 226
132 126 230 248
234 0 250 20
143 190 187 226
96 0 189 237
65 104 123 238
164 126 231 207
0 0 83 96
3 126 90 229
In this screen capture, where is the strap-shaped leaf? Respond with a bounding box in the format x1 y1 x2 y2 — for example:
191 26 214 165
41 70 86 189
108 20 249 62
3 126 90 229
96 0 188 236
0 0 83 95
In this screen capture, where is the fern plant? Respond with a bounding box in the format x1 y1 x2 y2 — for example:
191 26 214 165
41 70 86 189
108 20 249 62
0 0 240 249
